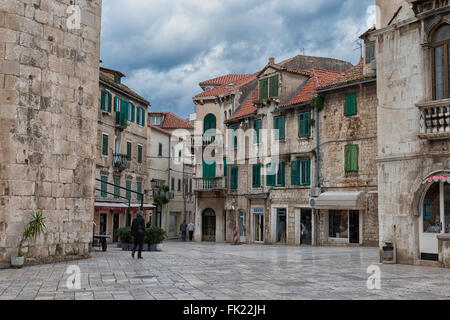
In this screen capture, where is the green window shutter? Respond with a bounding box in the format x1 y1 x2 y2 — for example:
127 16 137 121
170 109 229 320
127 142 132 160
275 116 285 140
231 166 238 189
101 176 107 198
345 145 351 172
107 92 112 112
254 119 261 144
136 106 141 125
269 75 279 97
102 134 108 156
266 163 275 186
345 145 359 172
126 180 131 200
351 145 359 172
114 178 120 198
101 90 106 111
138 145 143 164
345 93 357 116
130 103 135 122
122 100 129 119
224 158 228 188
253 164 261 188
137 182 142 201
299 112 311 137
277 162 285 187
141 107 146 126
291 160 299 186
203 161 216 178
302 158 311 186
259 78 269 100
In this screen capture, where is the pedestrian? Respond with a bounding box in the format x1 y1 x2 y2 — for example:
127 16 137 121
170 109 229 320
180 220 187 241
131 211 146 259
188 222 195 241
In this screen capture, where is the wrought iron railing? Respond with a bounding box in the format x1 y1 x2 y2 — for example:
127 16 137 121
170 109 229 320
418 99 450 140
193 177 225 191
115 112 128 129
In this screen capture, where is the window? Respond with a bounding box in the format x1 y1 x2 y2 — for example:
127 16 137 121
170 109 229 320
232 126 238 148
115 74 121 84
291 158 311 186
345 145 359 173
365 41 376 64
150 115 162 126
126 180 131 200
136 182 142 201
126 141 132 161
128 102 135 122
102 133 108 156
136 107 146 126
345 93 357 116
299 111 311 137
101 90 112 112
230 166 238 190
276 208 287 243
259 75 279 100
114 177 120 198
432 24 450 100
189 178 192 193
276 161 285 187
224 158 228 188
329 210 349 239
274 115 285 140
266 163 275 187
254 119 261 144
178 179 181 192
252 164 261 188
114 96 121 112
423 182 450 234
158 143 163 157
171 178 175 191
138 145 143 164
101 176 108 198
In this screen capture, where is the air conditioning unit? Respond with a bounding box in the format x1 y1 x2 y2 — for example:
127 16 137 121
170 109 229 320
370 59 377 70
309 197 317 208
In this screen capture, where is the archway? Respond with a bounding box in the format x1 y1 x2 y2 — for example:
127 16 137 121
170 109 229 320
202 208 216 242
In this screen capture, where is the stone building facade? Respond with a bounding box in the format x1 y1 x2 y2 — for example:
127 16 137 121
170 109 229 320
93 67 153 243
372 0 450 264
0 0 102 266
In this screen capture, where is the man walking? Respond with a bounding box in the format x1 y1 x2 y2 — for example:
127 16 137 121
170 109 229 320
188 222 195 241
180 220 188 241
131 211 146 259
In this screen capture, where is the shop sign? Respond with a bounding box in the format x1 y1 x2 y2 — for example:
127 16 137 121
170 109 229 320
426 175 450 183
252 208 264 214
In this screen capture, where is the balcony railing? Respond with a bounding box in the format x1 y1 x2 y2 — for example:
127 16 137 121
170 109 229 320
193 177 226 191
113 153 130 170
418 99 450 140
115 112 128 129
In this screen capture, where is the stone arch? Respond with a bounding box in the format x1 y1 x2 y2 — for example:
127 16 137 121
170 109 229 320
412 170 450 217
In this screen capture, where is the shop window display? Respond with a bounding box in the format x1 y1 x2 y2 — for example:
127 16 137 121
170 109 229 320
423 183 441 233
329 210 349 239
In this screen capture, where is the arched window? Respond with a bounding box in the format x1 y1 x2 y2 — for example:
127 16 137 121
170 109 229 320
203 113 216 133
432 24 450 100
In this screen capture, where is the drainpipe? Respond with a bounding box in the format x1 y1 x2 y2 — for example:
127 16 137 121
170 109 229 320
167 134 171 231
314 105 320 247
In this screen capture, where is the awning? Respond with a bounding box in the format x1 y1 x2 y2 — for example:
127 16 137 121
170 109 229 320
94 202 155 211
314 192 366 210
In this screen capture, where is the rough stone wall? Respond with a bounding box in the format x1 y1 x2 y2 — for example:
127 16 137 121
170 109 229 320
0 0 102 266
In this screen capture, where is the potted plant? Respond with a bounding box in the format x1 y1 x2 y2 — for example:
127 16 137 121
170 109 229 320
118 227 132 251
145 227 167 251
11 212 46 268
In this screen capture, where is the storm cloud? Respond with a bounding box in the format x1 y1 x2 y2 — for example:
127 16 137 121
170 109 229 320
100 0 375 118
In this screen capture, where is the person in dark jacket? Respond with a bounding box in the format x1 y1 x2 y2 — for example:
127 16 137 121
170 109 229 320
131 212 146 259
180 220 187 241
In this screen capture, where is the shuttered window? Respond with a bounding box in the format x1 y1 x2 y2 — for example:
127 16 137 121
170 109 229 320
345 145 359 172
276 162 285 187
254 119 261 144
224 158 228 188
274 115 285 140
299 111 311 137
203 161 216 178
232 126 238 148
114 177 120 198
137 182 142 201
129 103 135 122
269 75 279 97
230 166 238 190
291 158 311 186
137 145 143 164
345 93 357 116
121 100 129 120
114 96 121 112
102 134 108 156
141 107 146 126
101 90 112 112
259 78 269 100
137 106 141 125
127 141 132 161
266 163 275 186
101 176 108 198
252 164 261 188
126 180 131 200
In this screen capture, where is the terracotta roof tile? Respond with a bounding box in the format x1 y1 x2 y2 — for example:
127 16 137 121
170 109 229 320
148 123 172 136
194 73 258 99
199 74 250 86
316 60 375 91
281 69 342 108
149 112 194 129
227 88 259 122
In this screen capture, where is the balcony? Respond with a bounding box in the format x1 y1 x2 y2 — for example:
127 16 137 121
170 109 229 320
115 112 128 129
113 153 130 170
193 177 226 191
418 99 450 140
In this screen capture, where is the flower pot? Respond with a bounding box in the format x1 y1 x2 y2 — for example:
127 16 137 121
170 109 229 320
11 256 24 268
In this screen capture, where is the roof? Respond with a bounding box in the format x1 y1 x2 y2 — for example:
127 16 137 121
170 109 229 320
100 72 150 106
148 123 172 136
194 73 258 99
148 112 194 129
199 74 250 87
226 88 259 122
316 60 376 91
100 66 126 78
281 69 342 108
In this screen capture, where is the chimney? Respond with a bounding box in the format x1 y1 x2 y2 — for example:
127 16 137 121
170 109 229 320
269 57 275 65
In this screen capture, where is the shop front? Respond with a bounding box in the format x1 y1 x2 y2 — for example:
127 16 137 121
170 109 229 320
252 208 264 243
418 174 450 261
202 208 216 242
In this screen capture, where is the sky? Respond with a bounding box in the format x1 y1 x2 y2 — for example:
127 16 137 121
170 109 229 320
100 0 376 119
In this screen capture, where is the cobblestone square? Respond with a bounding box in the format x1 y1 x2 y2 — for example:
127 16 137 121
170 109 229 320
0 242 449 300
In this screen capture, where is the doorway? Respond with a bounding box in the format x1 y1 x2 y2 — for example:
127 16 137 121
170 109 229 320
202 209 216 242
300 209 312 245
253 208 264 243
239 211 247 242
349 210 360 244
99 214 107 235
112 213 120 242
276 208 287 243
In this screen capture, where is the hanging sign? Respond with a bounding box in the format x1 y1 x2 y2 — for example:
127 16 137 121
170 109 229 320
426 175 449 183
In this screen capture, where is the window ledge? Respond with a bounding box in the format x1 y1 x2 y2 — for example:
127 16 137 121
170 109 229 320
297 136 312 141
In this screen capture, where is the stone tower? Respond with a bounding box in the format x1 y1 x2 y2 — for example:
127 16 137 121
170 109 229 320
0 0 102 266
